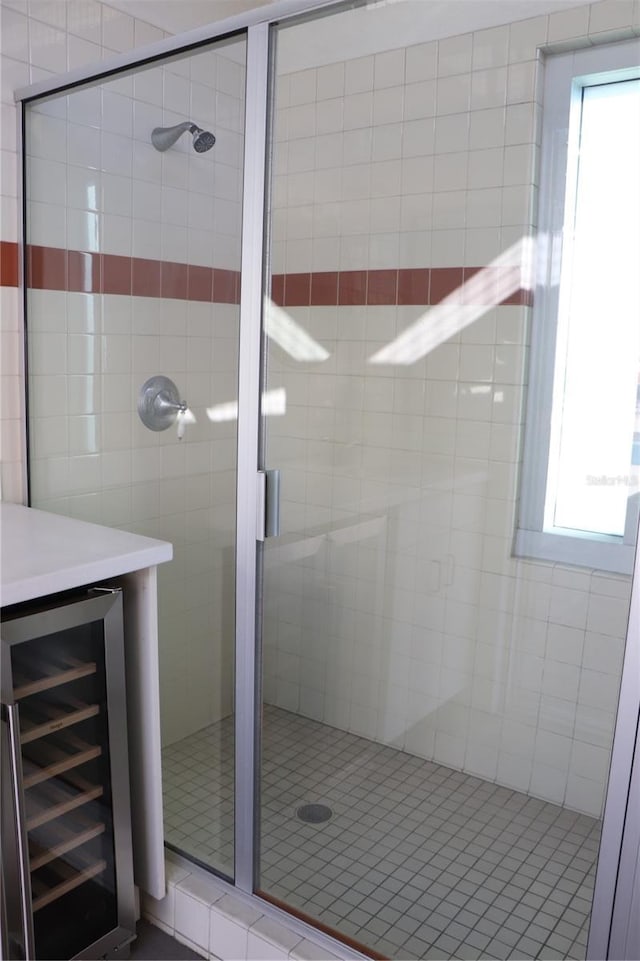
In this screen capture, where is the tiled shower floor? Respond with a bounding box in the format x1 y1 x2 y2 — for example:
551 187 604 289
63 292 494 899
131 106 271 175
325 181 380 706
162 706 599 960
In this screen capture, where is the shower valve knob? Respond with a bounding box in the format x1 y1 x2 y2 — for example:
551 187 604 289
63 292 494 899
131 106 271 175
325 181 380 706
137 375 190 435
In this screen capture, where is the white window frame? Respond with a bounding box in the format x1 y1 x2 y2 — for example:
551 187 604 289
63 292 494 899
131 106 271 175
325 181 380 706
516 39 640 576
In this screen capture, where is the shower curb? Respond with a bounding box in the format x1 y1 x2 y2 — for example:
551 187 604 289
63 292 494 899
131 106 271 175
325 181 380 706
141 853 363 961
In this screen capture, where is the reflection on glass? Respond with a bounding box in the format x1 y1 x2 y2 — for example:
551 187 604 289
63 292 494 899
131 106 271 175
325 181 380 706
207 388 287 422
370 238 534 366
265 297 330 362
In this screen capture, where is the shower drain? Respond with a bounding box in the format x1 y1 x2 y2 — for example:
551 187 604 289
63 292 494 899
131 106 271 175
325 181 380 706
296 803 333 824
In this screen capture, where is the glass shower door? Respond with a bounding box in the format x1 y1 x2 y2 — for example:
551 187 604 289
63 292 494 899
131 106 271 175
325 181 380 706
24 32 248 882
257 5 637 959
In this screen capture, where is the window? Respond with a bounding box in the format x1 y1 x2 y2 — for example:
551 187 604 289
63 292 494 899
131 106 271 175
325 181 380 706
517 40 640 575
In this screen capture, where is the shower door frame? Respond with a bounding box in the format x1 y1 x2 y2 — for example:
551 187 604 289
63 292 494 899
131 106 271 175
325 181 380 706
13 1 640 958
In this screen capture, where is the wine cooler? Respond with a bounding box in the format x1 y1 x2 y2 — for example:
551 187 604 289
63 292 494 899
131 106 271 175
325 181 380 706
1 587 136 960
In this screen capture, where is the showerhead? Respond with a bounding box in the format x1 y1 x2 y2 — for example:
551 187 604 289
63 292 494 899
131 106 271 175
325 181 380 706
151 121 216 153
192 128 216 153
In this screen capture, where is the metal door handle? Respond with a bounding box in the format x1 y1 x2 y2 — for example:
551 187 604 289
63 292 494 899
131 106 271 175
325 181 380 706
5 703 35 960
265 469 281 539
257 470 281 540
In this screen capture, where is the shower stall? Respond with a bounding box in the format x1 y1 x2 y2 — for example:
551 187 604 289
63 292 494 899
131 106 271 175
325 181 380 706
16 0 640 958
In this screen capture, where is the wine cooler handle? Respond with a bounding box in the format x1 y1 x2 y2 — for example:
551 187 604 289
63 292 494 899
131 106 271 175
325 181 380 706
6 703 35 961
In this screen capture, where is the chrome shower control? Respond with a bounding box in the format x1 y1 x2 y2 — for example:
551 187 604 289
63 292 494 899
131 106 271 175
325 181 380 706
137 375 188 432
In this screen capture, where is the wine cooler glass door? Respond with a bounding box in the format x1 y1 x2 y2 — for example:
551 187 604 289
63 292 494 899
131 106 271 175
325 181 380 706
1 589 135 961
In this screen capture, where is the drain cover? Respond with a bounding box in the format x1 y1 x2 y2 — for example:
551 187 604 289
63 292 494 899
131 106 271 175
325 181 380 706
296 803 332 824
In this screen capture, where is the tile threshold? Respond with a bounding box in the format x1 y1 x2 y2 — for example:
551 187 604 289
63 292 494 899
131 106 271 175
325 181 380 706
142 852 365 961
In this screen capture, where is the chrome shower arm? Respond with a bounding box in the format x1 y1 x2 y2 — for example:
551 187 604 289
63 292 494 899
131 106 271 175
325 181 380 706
151 122 194 151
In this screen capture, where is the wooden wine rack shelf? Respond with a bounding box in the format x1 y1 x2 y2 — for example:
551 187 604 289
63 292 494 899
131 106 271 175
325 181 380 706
15 646 111 923
32 858 107 913
20 699 100 745
29 819 106 873
23 733 102 789
13 655 97 701
26 773 104 832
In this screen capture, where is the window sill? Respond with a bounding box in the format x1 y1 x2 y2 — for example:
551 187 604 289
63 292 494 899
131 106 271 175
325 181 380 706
514 528 634 576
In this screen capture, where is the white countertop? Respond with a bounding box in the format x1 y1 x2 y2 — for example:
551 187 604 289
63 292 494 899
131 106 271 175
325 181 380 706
0 503 173 607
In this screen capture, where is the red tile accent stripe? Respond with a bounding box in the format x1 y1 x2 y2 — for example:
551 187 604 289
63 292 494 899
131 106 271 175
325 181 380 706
187 264 213 302
0 241 19 287
338 270 367 305
367 269 397 306
272 267 532 308
1 242 533 308
28 245 68 291
398 268 429 305
68 249 101 293
13 244 240 304
101 253 131 295
311 270 338 306
132 256 161 298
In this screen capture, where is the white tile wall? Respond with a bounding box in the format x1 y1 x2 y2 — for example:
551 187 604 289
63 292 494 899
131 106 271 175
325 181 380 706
264 0 639 818
23 49 245 269
1 0 165 502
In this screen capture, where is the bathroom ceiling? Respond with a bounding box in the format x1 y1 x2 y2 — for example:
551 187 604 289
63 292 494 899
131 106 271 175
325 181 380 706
106 0 590 40
277 0 594 72
103 0 276 35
